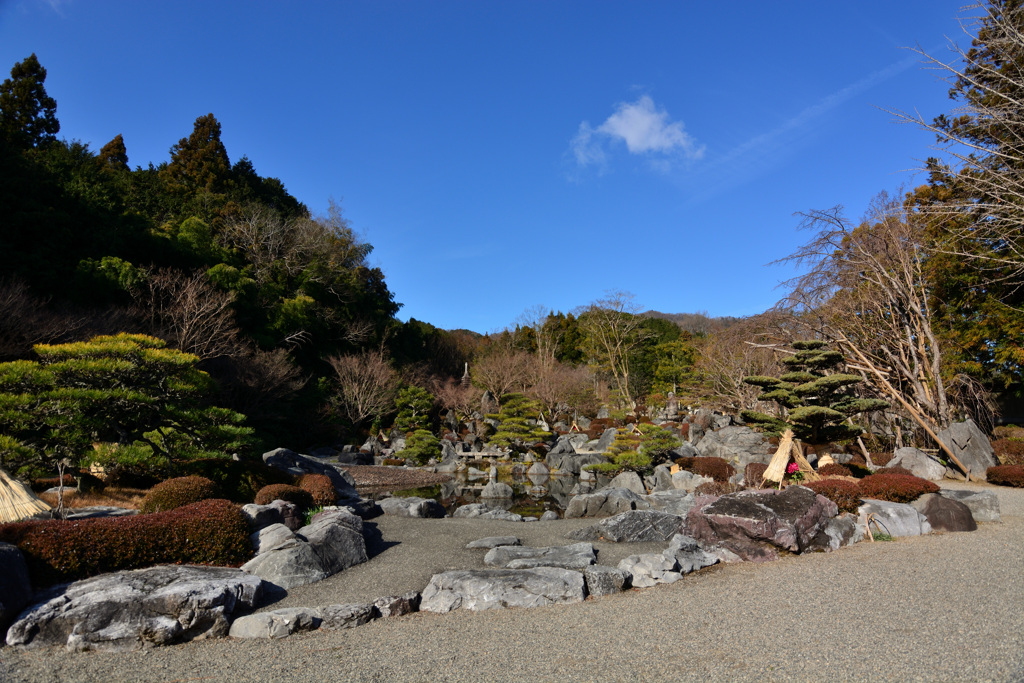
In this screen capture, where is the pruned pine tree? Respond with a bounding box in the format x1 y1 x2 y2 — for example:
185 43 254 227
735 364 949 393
741 340 888 451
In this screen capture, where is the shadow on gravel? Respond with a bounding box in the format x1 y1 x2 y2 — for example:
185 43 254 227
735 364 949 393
363 520 399 559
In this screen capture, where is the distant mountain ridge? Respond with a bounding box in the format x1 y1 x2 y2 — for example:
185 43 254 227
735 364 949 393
642 310 744 335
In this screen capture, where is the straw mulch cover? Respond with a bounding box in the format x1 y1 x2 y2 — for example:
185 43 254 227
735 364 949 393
0 468 51 523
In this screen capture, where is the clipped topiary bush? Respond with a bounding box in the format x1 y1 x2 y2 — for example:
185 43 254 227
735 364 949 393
805 478 862 514
296 473 337 506
744 462 768 487
987 465 1024 488
857 473 939 504
0 499 252 588
254 483 314 511
140 476 221 513
178 457 293 503
818 463 853 478
869 452 893 467
690 457 735 483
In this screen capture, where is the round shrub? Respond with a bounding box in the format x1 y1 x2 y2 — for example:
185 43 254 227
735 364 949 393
857 473 939 504
987 465 1024 488
179 457 293 502
880 465 913 477
690 457 735 483
296 474 337 506
818 463 853 478
869 452 893 467
744 462 768 487
140 476 221 514
254 483 314 510
805 479 862 515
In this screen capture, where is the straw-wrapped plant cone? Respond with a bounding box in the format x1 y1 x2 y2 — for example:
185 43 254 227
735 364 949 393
0 469 51 523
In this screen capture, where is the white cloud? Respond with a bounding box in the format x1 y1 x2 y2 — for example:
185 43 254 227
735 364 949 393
571 95 704 171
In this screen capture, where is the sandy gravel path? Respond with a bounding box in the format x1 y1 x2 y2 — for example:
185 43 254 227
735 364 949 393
2 482 1022 682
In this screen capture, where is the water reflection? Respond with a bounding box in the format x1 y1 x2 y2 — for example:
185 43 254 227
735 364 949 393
363 469 615 517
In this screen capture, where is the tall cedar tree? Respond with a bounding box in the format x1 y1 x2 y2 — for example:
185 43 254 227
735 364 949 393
0 53 59 149
164 113 232 195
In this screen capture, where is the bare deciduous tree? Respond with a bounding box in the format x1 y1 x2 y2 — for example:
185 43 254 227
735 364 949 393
694 314 784 413
432 377 483 424
133 268 242 361
326 350 400 427
527 361 595 421
470 347 535 405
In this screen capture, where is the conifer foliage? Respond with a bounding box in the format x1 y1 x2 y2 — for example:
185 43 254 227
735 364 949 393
741 340 888 447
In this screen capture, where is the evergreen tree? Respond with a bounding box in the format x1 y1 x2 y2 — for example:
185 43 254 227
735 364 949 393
394 385 434 432
741 340 888 449
0 53 59 149
165 113 232 195
98 134 129 171
486 393 548 453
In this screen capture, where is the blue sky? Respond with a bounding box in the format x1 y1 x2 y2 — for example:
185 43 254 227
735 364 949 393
1 0 971 333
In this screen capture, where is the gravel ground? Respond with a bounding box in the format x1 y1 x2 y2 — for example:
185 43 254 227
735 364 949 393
2 482 1022 683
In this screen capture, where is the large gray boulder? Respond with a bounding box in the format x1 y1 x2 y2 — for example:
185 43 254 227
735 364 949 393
0 542 32 635
303 508 368 575
937 489 1001 523
483 542 596 570
609 470 646 495
242 508 367 588
889 447 947 481
683 486 838 562
857 499 932 538
480 481 514 499
934 419 998 480
242 500 302 533
7 566 262 651
250 523 298 554
262 448 359 501
911 493 977 533
596 428 618 452
804 514 861 552
566 510 684 543
420 568 586 612
694 426 774 472
564 487 650 518
670 469 714 492
378 496 446 518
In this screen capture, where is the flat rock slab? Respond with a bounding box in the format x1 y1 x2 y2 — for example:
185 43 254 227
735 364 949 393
229 607 321 639
7 565 263 651
467 536 521 549
566 510 685 543
937 489 1001 523
420 568 586 612
484 542 596 570
644 491 697 517
452 504 524 521
890 447 947 481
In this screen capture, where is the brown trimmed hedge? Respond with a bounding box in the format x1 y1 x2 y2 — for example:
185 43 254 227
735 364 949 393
675 456 735 483
805 479 862 515
987 465 1024 488
856 473 939 504
694 481 741 497
0 499 252 588
992 439 1024 467
879 465 914 477
296 474 337 507
254 483 314 510
140 476 221 513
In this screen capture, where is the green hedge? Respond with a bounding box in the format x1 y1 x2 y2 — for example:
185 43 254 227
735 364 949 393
0 499 253 588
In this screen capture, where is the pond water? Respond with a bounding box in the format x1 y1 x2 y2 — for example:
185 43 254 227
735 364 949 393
363 470 617 517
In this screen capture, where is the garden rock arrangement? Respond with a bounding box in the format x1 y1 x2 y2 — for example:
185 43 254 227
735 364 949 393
6 565 263 651
241 507 368 589
420 567 587 613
